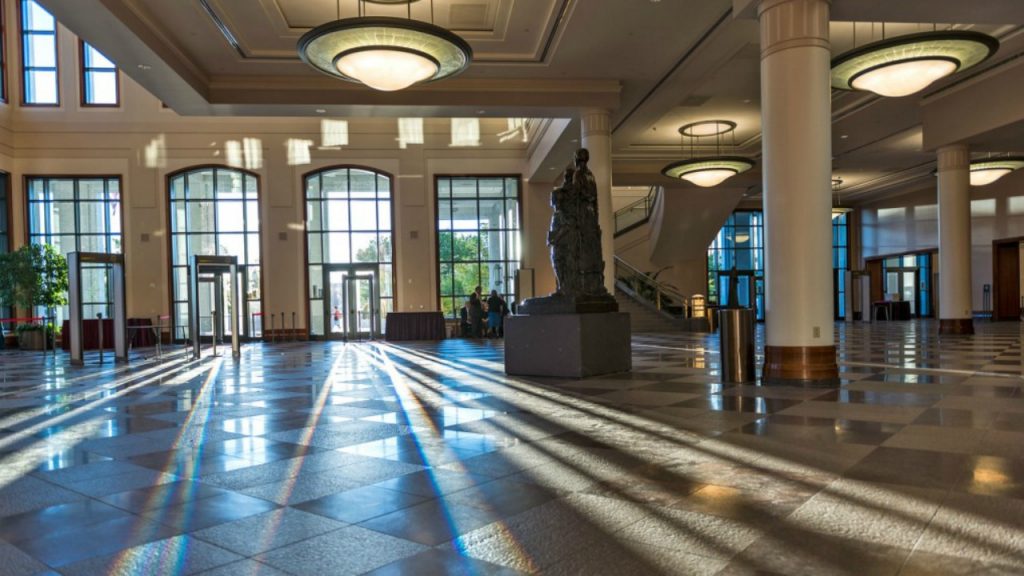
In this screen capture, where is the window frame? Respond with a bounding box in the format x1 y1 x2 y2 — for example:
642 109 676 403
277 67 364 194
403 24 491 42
18 0 59 107
23 175 124 321
0 0 8 104
433 174 523 319
79 39 118 107
165 165 264 342
302 165 398 338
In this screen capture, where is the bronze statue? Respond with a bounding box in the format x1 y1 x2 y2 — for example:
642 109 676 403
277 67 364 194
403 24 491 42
531 147 614 313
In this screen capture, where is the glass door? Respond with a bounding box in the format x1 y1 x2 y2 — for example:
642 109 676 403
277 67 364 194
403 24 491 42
345 275 375 339
902 271 917 315
322 264 380 340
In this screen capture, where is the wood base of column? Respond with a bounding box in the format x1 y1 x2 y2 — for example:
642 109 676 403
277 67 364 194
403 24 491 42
939 318 974 335
763 345 838 385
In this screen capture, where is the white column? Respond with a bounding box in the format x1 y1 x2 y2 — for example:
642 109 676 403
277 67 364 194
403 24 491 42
759 0 837 381
937 144 974 334
580 108 616 292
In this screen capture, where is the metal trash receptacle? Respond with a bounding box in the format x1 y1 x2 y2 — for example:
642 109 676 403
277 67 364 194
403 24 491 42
719 308 755 383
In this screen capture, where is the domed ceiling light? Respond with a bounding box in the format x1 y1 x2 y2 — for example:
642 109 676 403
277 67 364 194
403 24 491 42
661 120 754 188
831 29 998 98
298 0 472 92
831 177 852 220
969 157 1024 186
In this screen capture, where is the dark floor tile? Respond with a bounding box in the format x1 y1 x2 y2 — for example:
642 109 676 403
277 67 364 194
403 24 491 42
357 499 499 546
100 480 228 513
295 485 430 524
362 547 525 576
674 395 799 414
142 491 278 531
0 499 131 543
844 446 972 490
14 513 182 567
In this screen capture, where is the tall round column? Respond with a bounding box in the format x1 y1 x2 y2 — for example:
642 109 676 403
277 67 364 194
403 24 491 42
759 0 837 382
580 108 616 293
937 144 974 334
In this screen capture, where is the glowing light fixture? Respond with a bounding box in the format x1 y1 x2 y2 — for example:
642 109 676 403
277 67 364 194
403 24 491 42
661 121 753 187
969 157 1024 186
832 30 998 98
298 0 472 92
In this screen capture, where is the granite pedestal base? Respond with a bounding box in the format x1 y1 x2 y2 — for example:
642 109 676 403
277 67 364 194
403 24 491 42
504 312 631 378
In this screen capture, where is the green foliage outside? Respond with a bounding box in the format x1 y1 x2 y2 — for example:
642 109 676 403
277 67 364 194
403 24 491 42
0 243 69 312
438 230 492 318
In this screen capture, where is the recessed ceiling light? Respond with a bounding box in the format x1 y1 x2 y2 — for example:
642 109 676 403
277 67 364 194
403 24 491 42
137 64 151 70
315 109 327 114
840 134 849 139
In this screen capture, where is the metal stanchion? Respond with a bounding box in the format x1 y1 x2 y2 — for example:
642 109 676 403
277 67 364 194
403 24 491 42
211 308 218 357
96 313 104 364
291 312 297 342
270 313 276 343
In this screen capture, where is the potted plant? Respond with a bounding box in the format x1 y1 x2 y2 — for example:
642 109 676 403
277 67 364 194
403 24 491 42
0 244 69 350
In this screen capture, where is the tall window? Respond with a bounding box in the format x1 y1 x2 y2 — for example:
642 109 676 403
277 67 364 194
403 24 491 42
20 0 57 105
436 176 521 318
81 41 117 106
305 167 394 336
169 167 261 340
833 213 850 319
0 0 8 103
707 211 765 320
26 177 122 321
0 174 8 320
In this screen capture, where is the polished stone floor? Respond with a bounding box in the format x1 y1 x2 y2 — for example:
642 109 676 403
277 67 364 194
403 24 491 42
1 320 1024 575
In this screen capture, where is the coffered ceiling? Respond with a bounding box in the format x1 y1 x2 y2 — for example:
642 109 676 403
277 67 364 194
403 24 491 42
37 0 1024 204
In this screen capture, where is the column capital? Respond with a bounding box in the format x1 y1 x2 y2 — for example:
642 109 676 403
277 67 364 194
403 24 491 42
937 144 970 172
758 0 830 58
580 109 611 138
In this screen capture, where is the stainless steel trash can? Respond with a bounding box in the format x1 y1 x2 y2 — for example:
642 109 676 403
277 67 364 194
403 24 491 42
719 308 755 383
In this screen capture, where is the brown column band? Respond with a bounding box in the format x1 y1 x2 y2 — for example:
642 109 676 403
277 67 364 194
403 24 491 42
763 345 838 382
939 318 975 335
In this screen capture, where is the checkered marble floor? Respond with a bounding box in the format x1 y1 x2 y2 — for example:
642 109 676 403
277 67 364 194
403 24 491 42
1 320 1023 575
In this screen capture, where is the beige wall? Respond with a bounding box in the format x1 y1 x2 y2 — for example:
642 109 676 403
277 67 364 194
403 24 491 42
0 11 537 332
861 169 1024 312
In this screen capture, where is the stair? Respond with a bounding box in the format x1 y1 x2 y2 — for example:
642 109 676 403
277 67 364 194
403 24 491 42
615 287 709 333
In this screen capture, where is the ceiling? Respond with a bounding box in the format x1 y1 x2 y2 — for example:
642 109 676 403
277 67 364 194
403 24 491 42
38 0 1024 205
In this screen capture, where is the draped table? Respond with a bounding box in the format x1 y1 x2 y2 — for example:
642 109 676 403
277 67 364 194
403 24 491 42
384 312 446 341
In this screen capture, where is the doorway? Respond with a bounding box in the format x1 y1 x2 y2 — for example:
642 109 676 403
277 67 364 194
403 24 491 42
716 272 764 321
993 238 1024 320
322 264 380 340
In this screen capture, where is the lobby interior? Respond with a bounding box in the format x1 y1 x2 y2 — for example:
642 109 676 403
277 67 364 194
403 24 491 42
3 0 1024 574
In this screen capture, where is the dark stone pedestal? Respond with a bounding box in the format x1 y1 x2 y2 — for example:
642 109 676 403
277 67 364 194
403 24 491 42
518 294 618 315
504 312 631 378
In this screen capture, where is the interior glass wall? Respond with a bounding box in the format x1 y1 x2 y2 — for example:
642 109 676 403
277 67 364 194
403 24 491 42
169 167 261 340
833 213 849 319
26 177 122 323
436 176 521 319
882 253 932 317
305 167 394 337
707 211 765 320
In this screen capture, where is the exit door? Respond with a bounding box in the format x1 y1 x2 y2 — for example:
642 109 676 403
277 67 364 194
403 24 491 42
323 265 380 340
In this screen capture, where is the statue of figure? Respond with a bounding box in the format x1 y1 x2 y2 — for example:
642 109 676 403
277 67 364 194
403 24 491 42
546 148 610 299
548 165 581 295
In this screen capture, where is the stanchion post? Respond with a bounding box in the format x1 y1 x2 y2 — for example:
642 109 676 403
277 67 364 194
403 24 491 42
211 307 218 357
96 312 104 364
270 313 276 343
291 312 296 342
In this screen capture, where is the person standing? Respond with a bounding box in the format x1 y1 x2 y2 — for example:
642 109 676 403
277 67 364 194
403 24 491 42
468 292 483 338
487 290 503 337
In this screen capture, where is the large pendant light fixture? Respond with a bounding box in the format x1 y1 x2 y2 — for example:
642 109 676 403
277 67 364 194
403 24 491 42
831 177 852 220
969 157 1024 186
298 0 472 92
661 121 754 188
832 28 998 98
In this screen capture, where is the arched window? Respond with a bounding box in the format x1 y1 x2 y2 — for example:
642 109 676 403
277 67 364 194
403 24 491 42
305 167 394 338
168 167 261 340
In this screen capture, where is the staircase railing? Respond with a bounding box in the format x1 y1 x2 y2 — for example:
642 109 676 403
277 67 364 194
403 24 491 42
614 186 659 235
613 256 693 319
